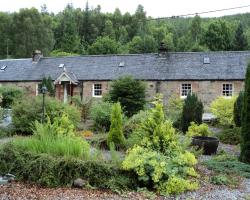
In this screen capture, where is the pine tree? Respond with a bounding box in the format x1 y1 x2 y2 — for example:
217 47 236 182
234 23 248 51
234 91 244 127
181 93 203 133
107 102 125 149
39 76 55 96
239 62 250 164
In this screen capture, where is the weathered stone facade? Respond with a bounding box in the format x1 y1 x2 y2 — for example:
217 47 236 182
0 81 39 96
1 80 244 109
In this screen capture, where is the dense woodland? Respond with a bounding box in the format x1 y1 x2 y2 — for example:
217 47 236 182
0 3 250 59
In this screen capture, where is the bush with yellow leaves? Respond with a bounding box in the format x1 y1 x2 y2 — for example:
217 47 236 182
122 95 199 195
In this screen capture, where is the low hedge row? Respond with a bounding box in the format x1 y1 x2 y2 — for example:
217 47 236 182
0 143 138 191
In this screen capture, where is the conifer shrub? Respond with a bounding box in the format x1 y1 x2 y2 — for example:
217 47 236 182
240 62 250 164
181 93 203 133
122 96 199 195
109 76 146 117
234 91 244 127
210 96 237 127
107 102 125 149
38 77 55 96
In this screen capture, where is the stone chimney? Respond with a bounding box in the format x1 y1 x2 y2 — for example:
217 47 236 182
32 50 43 62
158 42 168 57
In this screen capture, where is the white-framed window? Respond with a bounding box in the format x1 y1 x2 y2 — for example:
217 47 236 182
180 83 192 98
92 83 102 97
222 83 233 97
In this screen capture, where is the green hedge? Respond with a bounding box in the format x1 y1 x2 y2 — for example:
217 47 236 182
0 143 137 190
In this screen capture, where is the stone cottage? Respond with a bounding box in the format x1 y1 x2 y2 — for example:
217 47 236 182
0 50 250 108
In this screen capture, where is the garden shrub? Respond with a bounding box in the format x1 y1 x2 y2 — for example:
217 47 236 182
12 114 90 159
240 62 250 164
0 85 24 108
107 103 125 149
210 96 237 127
165 94 184 125
0 143 138 191
204 153 250 178
12 96 80 135
218 127 241 145
234 91 244 127
123 110 148 136
109 76 146 117
122 97 199 195
181 93 203 133
89 100 113 131
72 96 92 122
186 122 212 137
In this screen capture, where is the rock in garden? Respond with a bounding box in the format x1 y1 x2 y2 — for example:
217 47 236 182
72 178 86 188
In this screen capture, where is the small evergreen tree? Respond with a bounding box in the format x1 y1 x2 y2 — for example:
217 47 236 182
107 102 125 149
234 91 244 127
181 93 203 133
109 76 146 117
38 77 55 96
234 23 248 51
240 63 250 164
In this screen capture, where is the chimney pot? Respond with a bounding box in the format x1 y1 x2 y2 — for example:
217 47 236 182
32 50 43 62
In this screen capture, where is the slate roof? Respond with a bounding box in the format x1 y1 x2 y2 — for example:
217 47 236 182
1 51 250 82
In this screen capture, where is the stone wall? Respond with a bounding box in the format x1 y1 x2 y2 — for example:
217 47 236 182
0 80 244 110
0 82 39 96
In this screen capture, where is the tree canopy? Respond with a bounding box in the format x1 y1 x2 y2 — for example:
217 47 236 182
0 3 250 59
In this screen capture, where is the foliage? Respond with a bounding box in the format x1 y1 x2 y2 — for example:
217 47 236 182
107 103 125 149
72 96 92 122
186 122 212 137
88 36 120 55
210 96 237 127
81 130 94 138
124 110 148 137
218 127 241 145
165 94 184 127
0 85 24 108
234 23 248 50
204 153 250 178
0 125 16 139
210 174 239 187
181 93 203 133
12 96 80 135
234 91 244 127
50 49 80 57
0 143 137 191
38 76 55 96
109 76 146 117
1 5 250 58
11 8 55 57
12 114 90 158
240 62 250 164
122 97 199 195
203 20 233 51
89 100 113 131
